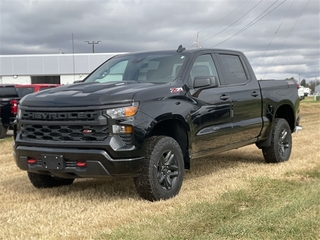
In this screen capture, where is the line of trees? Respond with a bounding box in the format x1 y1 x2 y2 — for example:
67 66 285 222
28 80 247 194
286 77 320 93
299 79 320 93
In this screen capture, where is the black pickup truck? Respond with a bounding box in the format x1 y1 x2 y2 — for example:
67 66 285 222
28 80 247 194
13 47 301 201
0 84 19 138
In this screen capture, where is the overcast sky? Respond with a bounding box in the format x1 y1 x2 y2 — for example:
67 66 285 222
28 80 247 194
0 0 319 81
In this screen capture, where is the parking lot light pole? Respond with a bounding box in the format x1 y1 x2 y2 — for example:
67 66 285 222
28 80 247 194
85 41 101 53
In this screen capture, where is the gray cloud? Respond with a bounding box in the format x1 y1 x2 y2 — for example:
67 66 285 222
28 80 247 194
0 0 319 81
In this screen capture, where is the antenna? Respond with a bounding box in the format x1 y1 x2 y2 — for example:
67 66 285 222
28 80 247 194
72 33 75 82
195 33 199 48
176 45 186 53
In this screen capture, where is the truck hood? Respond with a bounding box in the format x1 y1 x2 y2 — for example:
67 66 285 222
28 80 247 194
20 82 157 107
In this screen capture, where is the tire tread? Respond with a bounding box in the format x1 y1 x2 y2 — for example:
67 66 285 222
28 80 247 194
134 136 184 201
262 118 292 163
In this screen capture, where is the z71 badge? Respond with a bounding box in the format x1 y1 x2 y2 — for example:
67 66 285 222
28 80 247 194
170 87 183 93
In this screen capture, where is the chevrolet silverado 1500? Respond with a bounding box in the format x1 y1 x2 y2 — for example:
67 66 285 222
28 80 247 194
13 47 301 201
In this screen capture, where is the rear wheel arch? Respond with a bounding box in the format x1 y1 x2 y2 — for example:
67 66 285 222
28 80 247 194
257 104 295 148
274 104 295 131
261 118 292 163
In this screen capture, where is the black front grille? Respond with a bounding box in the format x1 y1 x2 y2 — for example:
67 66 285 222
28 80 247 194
21 124 108 141
20 109 109 142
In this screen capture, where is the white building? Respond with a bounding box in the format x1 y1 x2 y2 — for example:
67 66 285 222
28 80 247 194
315 84 320 94
0 53 123 85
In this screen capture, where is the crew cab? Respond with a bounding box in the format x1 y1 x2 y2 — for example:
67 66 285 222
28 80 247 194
13 47 301 201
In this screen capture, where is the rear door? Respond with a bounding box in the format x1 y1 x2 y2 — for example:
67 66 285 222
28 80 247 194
215 52 262 144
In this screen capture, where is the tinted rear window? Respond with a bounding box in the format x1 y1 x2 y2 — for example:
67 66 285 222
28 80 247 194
16 87 34 97
0 86 18 98
219 54 248 85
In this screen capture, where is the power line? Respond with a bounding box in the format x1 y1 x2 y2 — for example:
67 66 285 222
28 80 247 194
263 0 311 79
213 0 286 47
192 0 249 47
258 0 295 66
199 0 263 44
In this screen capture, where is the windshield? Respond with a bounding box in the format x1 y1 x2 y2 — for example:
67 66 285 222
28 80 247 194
84 52 187 83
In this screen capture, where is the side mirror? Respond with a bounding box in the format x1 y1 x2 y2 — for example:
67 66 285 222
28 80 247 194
193 76 218 89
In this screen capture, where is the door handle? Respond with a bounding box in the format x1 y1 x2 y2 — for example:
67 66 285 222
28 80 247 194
220 94 229 101
251 91 259 97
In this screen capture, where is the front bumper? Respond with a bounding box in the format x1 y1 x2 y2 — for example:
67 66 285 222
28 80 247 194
14 145 144 178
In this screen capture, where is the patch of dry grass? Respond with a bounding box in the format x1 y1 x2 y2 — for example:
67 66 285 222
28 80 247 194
0 97 319 239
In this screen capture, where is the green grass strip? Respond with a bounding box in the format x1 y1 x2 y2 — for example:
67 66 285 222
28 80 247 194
99 166 320 240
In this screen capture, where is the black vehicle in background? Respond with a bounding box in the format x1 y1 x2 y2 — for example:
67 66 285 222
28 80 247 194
0 84 60 138
0 84 19 138
13 47 301 201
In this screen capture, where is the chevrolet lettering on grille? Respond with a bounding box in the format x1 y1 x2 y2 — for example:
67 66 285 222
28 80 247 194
23 112 96 120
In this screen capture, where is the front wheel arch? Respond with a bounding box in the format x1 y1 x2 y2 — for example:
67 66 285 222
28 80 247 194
148 119 190 169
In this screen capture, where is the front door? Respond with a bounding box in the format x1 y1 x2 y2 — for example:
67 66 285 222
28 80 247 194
189 53 233 155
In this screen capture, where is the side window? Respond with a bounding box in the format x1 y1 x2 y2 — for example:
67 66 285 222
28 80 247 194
190 54 219 82
219 54 247 85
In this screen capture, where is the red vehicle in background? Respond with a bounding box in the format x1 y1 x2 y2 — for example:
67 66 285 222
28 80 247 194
0 84 60 138
14 84 60 97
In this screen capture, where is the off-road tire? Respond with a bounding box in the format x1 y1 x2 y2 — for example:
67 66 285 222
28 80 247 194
0 124 7 139
134 136 184 201
262 118 292 163
28 172 74 188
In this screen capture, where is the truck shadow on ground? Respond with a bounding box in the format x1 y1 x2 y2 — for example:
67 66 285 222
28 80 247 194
4 149 266 201
185 149 265 180
3 130 13 139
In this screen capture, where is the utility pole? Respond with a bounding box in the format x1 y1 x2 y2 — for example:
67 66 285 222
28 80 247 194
85 41 101 53
194 33 199 48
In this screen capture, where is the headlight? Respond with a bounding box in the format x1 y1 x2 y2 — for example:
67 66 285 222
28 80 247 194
106 102 139 119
